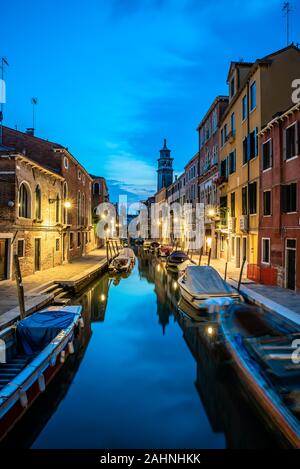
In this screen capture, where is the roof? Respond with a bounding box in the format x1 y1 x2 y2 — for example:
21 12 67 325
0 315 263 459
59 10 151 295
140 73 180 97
260 102 300 135
184 151 199 170
1 126 92 180
0 151 65 180
221 44 300 123
196 95 229 131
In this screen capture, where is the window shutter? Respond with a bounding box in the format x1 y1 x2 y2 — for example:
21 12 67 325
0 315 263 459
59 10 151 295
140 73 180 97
270 139 273 167
283 129 287 160
296 121 299 156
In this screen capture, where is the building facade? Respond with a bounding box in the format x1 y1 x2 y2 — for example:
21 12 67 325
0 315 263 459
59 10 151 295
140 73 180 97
197 96 229 257
0 127 95 279
218 45 300 273
258 103 300 291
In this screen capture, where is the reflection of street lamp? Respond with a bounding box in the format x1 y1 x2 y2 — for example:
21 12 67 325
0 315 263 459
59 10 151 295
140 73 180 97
100 294 106 302
208 208 215 218
206 236 212 248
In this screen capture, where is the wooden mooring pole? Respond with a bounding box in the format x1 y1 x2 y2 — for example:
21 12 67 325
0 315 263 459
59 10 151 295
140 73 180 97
13 254 26 319
238 256 247 292
198 247 203 266
207 248 212 266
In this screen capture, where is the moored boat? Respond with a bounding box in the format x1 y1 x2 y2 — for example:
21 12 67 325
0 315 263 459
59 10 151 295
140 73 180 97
166 250 193 272
177 265 242 312
108 255 131 273
143 240 152 252
120 247 135 266
159 245 173 257
0 305 83 441
220 302 300 448
150 241 160 253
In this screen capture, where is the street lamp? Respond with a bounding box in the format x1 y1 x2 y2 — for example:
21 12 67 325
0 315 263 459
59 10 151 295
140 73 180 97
64 201 71 209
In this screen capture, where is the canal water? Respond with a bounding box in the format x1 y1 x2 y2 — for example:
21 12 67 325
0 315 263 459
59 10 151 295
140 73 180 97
2 251 277 448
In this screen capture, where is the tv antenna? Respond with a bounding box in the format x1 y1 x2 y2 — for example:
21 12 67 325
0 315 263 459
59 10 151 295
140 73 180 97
0 57 9 145
282 2 293 45
31 97 38 134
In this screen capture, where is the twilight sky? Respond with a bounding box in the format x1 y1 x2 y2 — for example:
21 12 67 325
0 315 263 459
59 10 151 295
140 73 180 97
2 0 300 204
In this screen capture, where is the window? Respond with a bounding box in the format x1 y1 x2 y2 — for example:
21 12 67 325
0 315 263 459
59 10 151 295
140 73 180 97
77 191 81 225
243 137 248 165
229 150 236 174
17 239 25 258
63 157 69 169
221 128 224 147
55 194 60 223
249 128 258 160
220 158 228 178
262 139 272 170
78 169 82 180
242 186 248 215
250 81 256 111
262 238 270 264
69 232 74 250
230 77 235 98
231 112 235 133
77 232 81 247
55 238 60 252
263 190 271 216
231 192 235 217
249 182 257 214
242 95 247 120
19 183 31 218
284 123 298 160
35 185 41 220
63 182 68 224
282 183 297 213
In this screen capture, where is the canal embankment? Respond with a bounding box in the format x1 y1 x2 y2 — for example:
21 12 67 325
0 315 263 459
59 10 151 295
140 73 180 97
191 254 300 327
0 249 107 330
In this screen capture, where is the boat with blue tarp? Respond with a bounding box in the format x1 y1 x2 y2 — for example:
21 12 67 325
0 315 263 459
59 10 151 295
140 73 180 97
0 305 83 441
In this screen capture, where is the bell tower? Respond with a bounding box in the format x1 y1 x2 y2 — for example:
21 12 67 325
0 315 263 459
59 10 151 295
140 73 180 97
157 139 173 192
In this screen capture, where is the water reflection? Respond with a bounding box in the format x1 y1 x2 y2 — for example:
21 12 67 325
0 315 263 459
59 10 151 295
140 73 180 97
2 251 277 448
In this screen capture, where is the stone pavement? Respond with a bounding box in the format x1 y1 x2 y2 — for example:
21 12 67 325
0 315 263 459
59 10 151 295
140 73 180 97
192 254 300 325
0 249 107 325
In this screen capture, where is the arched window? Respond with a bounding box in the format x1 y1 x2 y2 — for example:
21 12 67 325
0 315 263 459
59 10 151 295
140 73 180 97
63 182 68 224
19 182 31 218
77 191 81 226
35 185 41 220
55 194 60 223
93 182 100 195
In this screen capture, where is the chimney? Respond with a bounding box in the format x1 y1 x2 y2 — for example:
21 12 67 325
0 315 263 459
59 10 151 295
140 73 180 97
26 128 34 136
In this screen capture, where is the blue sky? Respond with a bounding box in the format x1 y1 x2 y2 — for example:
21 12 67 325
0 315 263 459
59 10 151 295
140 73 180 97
2 0 300 203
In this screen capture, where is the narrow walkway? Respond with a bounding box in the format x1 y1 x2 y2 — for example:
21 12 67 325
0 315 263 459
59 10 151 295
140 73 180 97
0 249 107 328
194 254 300 325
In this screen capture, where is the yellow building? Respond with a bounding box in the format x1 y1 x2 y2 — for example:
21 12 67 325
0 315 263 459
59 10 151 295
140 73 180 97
217 45 300 270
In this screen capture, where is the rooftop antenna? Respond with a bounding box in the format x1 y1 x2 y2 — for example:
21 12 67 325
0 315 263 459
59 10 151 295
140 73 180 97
0 57 9 146
282 2 293 46
31 97 38 135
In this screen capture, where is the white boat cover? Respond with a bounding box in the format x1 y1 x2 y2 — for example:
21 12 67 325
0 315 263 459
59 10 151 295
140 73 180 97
182 266 235 296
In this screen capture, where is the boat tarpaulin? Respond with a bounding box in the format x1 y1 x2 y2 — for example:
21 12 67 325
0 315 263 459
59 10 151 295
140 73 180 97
183 266 234 296
17 310 76 355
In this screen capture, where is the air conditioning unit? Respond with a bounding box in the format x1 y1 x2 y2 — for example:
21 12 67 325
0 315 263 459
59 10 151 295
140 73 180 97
228 217 236 233
239 215 248 232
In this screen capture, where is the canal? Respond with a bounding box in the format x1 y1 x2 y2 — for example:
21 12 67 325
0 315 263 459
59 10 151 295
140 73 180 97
2 251 278 448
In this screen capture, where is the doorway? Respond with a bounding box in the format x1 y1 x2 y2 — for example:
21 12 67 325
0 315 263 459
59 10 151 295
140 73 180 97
235 237 240 268
286 239 296 291
34 238 41 272
0 239 8 280
62 233 68 263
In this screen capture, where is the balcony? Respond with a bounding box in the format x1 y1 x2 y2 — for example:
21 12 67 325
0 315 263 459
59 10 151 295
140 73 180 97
226 130 236 144
215 175 228 187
